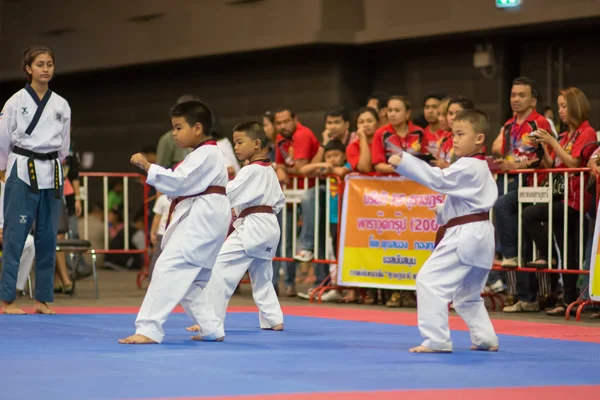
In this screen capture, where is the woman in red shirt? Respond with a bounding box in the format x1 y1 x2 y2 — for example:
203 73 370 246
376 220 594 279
371 96 428 174
522 87 598 315
346 107 379 173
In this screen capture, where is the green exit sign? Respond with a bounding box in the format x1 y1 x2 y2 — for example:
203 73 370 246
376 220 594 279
496 0 521 8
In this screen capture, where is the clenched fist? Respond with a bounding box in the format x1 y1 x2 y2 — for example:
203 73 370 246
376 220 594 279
388 154 403 168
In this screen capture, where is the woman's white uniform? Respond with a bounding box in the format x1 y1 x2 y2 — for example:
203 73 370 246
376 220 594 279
0 83 70 304
395 153 499 351
205 159 285 329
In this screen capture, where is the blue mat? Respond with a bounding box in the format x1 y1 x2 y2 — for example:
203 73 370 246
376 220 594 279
0 313 598 400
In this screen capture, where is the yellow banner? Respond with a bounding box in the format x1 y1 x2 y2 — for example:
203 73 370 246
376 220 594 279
337 175 443 290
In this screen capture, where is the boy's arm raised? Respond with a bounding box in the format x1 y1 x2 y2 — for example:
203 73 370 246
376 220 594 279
390 152 480 198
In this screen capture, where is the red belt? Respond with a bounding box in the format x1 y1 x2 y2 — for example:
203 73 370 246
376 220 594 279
434 212 489 248
238 205 274 218
228 206 274 236
165 185 227 228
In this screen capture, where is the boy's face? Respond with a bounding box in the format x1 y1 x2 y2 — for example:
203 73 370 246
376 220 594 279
325 116 348 139
452 120 484 158
232 131 259 161
171 117 201 148
324 149 345 167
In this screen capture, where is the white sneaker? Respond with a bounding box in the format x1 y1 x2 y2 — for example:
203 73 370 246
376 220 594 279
503 301 539 313
297 288 316 300
294 250 314 262
320 290 342 302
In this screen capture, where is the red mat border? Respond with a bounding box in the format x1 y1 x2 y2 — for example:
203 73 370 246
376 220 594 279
129 385 600 399
22 305 600 343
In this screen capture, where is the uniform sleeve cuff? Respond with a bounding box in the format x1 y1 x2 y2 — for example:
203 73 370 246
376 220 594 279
146 164 160 186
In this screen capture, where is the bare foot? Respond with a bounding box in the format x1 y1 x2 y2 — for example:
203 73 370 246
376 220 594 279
118 334 158 344
2 302 26 315
33 301 56 315
262 323 284 331
409 345 451 353
470 345 499 352
190 335 225 342
186 324 200 332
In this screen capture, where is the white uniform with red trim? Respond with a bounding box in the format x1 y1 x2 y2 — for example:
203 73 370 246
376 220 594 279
394 152 499 352
134 140 231 343
205 159 285 329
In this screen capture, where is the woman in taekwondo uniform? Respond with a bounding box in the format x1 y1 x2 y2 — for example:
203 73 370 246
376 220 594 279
0 45 71 315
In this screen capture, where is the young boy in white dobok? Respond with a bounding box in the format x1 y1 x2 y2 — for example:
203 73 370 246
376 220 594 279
388 109 499 353
188 121 284 333
120 100 230 344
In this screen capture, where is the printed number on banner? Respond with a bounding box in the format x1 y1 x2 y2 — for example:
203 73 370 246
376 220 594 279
410 218 438 232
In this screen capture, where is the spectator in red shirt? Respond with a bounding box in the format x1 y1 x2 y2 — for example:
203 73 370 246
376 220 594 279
371 96 428 174
520 87 598 316
425 97 451 157
433 97 475 169
493 77 553 273
422 94 444 147
346 107 379 173
366 92 390 128
311 106 353 163
273 108 321 297
274 109 320 185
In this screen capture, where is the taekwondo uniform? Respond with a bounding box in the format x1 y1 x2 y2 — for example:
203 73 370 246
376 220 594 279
0 181 35 292
0 83 70 303
395 152 499 351
135 140 230 343
205 158 285 329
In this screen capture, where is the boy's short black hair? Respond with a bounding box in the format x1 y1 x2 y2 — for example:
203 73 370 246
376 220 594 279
448 96 475 111
324 105 350 122
324 139 346 154
232 120 269 149
512 76 541 101
169 100 213 136
454 109 490 137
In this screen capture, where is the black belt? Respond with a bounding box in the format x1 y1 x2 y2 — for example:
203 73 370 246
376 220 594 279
12 146 61 199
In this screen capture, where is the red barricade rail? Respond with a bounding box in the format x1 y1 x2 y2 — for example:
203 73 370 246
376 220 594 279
79 172 150 288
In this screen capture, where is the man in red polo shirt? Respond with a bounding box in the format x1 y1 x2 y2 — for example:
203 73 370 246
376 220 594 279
490 77 552 312
273 108 322 297
274 109 320 185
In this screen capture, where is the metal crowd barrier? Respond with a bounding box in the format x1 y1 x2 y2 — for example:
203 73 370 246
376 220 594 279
275 169 599 313
79 172 150 289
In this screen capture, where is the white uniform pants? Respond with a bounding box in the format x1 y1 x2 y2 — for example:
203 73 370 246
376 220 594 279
16 235 35 291
206 232 283 329
135 245 224 343
416 243 498 351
